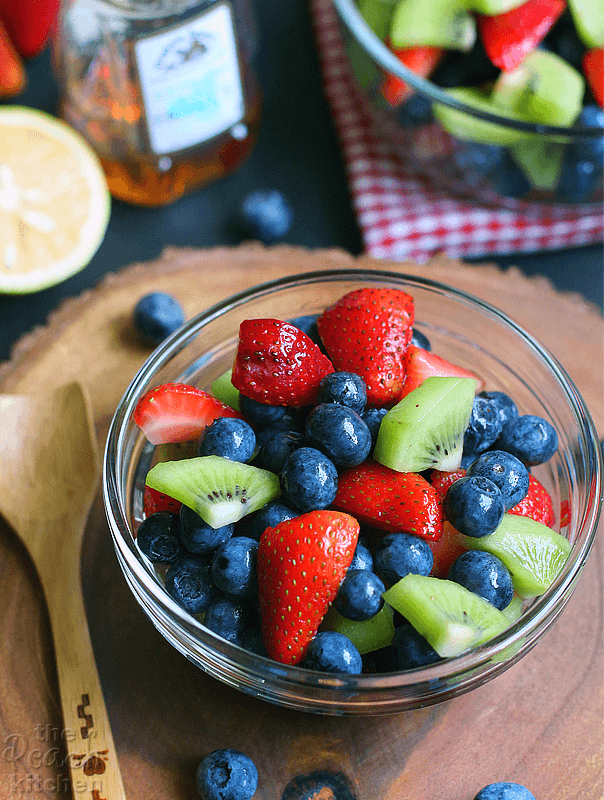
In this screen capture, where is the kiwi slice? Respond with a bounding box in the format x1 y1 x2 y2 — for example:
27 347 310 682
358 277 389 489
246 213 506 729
465 0 525 15
373 376 475 473
359 0 398 40
510 140 565 191
501 593 524 624
321 604 396 654
145 455 280 529
210 369 240 411
461 513 571 599
568 0 604 49
391 0 476 51
384 573 509 658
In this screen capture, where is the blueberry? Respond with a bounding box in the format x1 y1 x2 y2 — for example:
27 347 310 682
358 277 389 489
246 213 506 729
302 631 362 675
317 371 367 412
466 450 530 510
241 627 268 657
247 499 299 540
238 394 287 428
254 409 306 448
568 104 604 162
180 505 234 554
260 430 306 473
473 782 536 800
304 404 372 468
374 533 434 585
136 512 182 563
492 152 531 200
448 551 514 610
165 555 217 615
479 391 519 429
443 476 505 538
280 447 338 512
453 141 506 177
396 92 433 127
360 407 388 449
211 536 258 598
410 328 432 351
349 538 374 572
497 414 558 465
197 417 256 463
196 748 258 800
556 156 601 203
289 314 324 349
239 188 294 243
334 569 385 620
281 770 357 800
133 291 185 345
392 623 442 669
362 644 400 674
463 396 503 457
203 597 250 645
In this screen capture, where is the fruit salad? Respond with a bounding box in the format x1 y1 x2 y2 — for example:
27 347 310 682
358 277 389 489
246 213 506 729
131 287 570 674
348 0 604 202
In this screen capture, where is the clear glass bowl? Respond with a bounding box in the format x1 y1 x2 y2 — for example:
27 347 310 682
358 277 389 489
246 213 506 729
331 0 604 211
103 270 602 715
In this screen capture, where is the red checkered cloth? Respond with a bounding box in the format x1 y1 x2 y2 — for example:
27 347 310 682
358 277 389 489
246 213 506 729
310 0 604 262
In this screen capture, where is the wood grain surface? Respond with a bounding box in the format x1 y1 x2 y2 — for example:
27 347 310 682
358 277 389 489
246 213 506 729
0 244 602 800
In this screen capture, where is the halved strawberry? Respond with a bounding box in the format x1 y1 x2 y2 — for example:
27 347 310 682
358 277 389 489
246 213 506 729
508 474 556 527
257 510 359 665
583 48 604 108
381 44 444 108
477 0 566 72
231 319 334 407
401 345 483 398
142 485 182 518
332 460 444 540
133 383 242 445
317 287 415 407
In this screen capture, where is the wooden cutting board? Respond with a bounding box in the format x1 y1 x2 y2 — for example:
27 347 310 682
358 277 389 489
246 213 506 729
0 244 602 800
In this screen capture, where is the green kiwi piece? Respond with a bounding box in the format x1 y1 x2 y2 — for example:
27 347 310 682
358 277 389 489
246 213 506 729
373 376 475 473
210 369 240 411
568 0 604 48
461 513 571 599
501 593 524 624
321 604 396 654
359 0 398 40
145 455 280 529
384 573 510 658
465 0 525 14
390 0 476 51
510 139 565 190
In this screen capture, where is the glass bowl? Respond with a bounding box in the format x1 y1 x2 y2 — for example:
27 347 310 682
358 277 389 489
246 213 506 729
331 0 604 211
103 269 601 715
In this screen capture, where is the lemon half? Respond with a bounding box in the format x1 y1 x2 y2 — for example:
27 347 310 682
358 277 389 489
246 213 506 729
0 106 110 294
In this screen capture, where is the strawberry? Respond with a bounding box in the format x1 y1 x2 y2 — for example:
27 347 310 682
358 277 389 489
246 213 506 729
142 485 182 518
316 288 415 407
430 468 466 498
401 345 483 398
0 0 59 59
381 44 444 108
257 510 359 665
508 474 556 527
583 49 604 108
133 382 242 444
231 319 334 407
477 0 566 72
332 460 444 541
428 521 468 578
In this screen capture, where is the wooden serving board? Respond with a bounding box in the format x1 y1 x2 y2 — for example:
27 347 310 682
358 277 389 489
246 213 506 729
0 244 602 800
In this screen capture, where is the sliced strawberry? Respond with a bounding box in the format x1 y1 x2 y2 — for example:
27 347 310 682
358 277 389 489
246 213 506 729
332 460 444 541
231 319 334 407
257 510 359 665
431 468 466 498
381 44 444 108
133 382 242 445
508 474 556 527
401 345 483 398
583 48 604 108
317 288 415 407
477 0 566 72
142 485 182 518
429 521 468 578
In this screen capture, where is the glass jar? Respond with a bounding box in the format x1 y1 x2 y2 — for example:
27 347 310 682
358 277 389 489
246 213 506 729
53 0 261 206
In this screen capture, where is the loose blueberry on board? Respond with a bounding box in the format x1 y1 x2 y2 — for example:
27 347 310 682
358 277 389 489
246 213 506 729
302 631 363 674
165 555 217 615
334 569 385 620
463 396 503 457
280 447 338 512
473 782 537 800
179 505 234 555
211 536 259 599
260 430 306 474
479 390 519 429
305 404 372 468
466 450 530 510
374 532 434 586
360 407 388 449
136 512 182 563
247 500 299 541
280 770 357 800
197 417 256 463
203 597 250 645
133 291 185 345
349 538 374 572
238 188 294 243
410 328 432 351
196 748 258 800
317 371 367 412
448 550 514 610
443 476 505 537
497 414 558 465
392 622 443 669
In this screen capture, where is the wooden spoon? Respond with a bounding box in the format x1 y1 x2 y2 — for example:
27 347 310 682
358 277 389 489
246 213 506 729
0 381 126 799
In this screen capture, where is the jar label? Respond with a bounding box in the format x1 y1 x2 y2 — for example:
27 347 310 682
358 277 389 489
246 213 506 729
134 1 245 155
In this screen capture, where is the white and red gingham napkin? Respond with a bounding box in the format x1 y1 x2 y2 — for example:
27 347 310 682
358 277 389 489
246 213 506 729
310 0 604 262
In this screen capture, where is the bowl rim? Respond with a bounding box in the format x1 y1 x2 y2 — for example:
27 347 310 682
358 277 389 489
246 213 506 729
103 267 602 708
331 0 604 139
